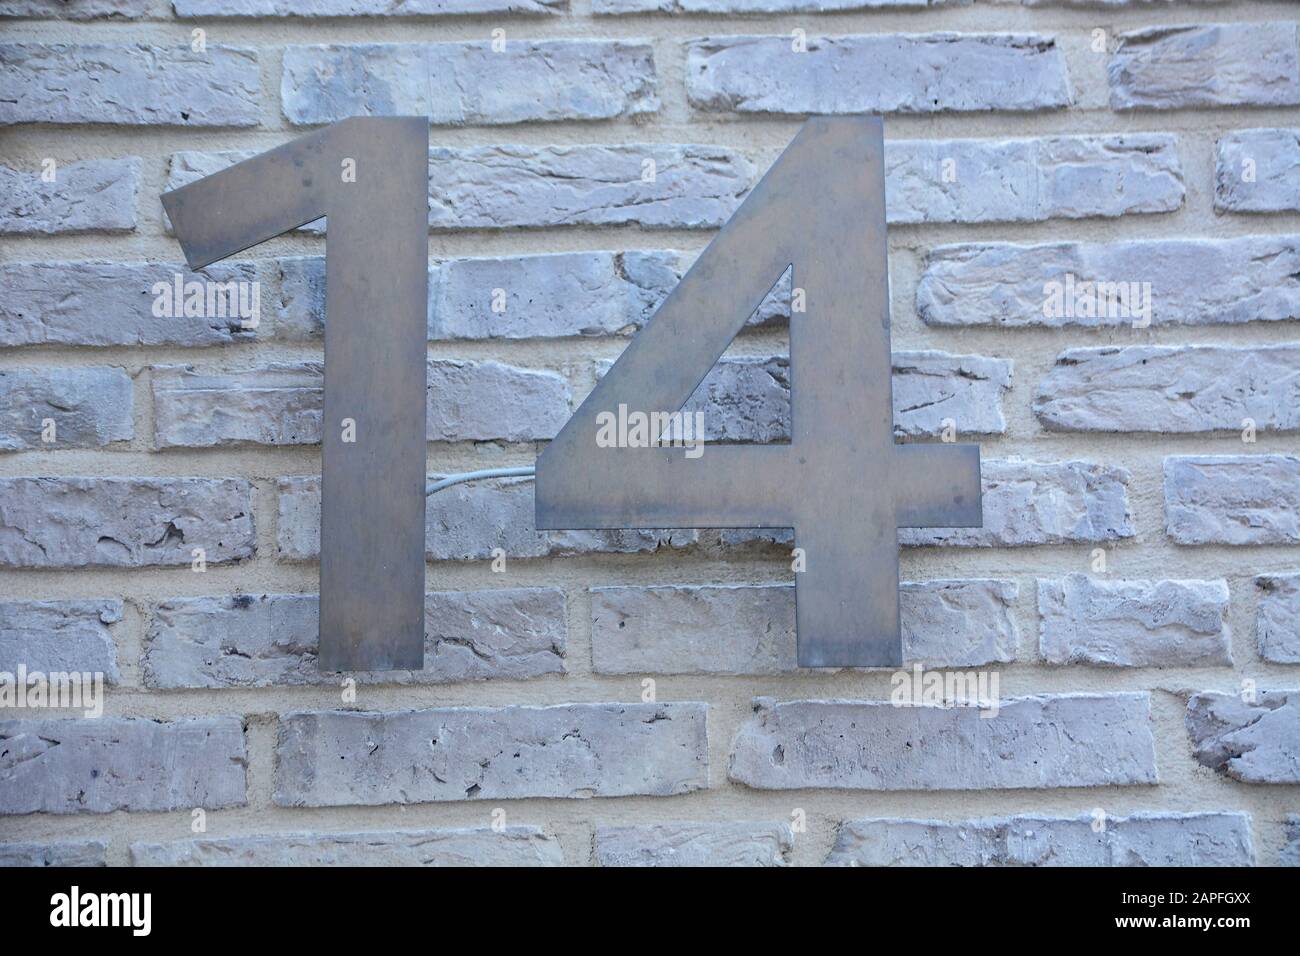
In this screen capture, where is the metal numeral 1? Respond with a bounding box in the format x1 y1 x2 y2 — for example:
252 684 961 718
162 117 429 671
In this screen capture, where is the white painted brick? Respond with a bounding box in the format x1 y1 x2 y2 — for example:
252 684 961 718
1216 128 1300 213
277 475 696 561
0 261 260 346
0 161 138 235
0 841 108 866
1036 345 1300 434
1186 691 1300 783
143 589 565 687
591 580 1017 673
0 600 122 683
826 813 1253 866
686 34 1071 114
275 703 709 806
151 360 569 447
595 822 792 866
131 827 563 866
177 0 564 14
0 717 246 814
1038 575 1231 667
0 44 261 126
0 477 255 569
283 42 657 125
1109 23 1300 109
1165 456 1300 545
0 368 133 449
918 236 1300 328
1255 573 1300 664
730 694 1157 790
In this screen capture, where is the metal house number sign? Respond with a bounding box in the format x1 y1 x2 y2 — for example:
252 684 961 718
163 116 983 672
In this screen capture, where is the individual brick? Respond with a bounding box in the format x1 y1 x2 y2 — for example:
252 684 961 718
0 477 255 568
1037 574 1231 667
598 0 944 10
0 44 261 126
428 144 754 229
1215 128 1300 213
826 813 1253 866
143 589 566 687
730 694 1157 791
0 842 108 866
282 42 657 125
0 261 260 346
150 360 568 447
277 475 695 561
2 0 148 16
1282 816 1300 866
1165 456 1300 545
885 135 1183 224
0 368 133 449
595 823 793 866
171 145 755 231
590 580 1017 674
278 251 783 341
0 160 138 235
131 827 563 866
917 236 1300 328
677 352 1010 442
723 459 1134 550
1186 691 1300 783
0 716 247 814
274 703 709 806
686 34 1071 114
0 600 122 682
1256 573 1300 664
177 0 564 14
1035 345 1300 434
1109 23 1300 110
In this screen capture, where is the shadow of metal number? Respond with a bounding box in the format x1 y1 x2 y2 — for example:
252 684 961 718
159 114 982 672
162 116 429 672
535 116 984 667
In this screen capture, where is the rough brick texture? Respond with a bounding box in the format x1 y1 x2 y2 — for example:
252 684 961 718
1216 129 1300 213
0 842 108 867
275 703 708 806
0 600 122 682
131 828 563 866
1255 574 1300 664
1165 456 1300 545
918 236 1300 328
151 360 569 447
0 717 246 814
595 823 793 866
0 367 133 449
282 42 657 125
1038 575 1230 667
1036 346 1300 433
686 34 1072 115
1109 24 1300 110
827 813 1253 867
1185 691 1300 784
0 160 138 235
143 589 566 687
278 475 695 561
0 261 259 346
4 1 1293 867
0 478 255 568
591 580 1017 673
730 695 1157 791
0 44 261 126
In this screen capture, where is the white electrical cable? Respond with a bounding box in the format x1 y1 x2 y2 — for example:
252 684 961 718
425 466 536 496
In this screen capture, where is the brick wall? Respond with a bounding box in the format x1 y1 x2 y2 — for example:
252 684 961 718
1 0 1298 867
